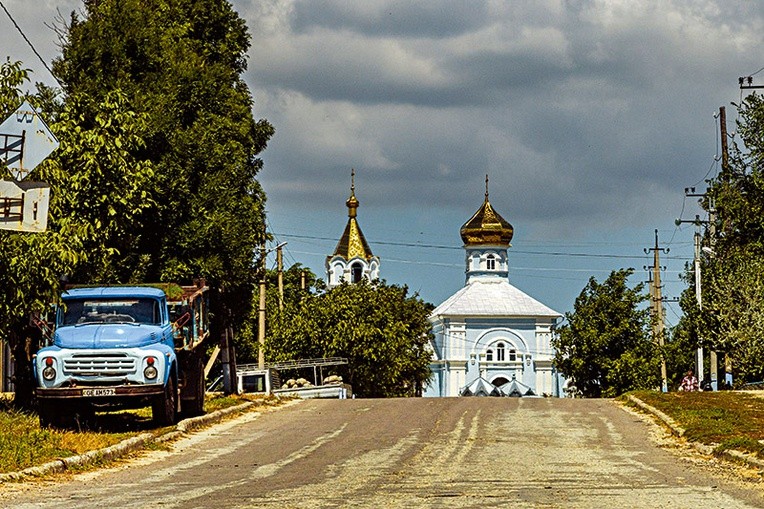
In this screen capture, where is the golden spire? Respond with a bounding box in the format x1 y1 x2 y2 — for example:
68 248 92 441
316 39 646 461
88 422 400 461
460 174 514 246
331 169 374 260
346 168 359 218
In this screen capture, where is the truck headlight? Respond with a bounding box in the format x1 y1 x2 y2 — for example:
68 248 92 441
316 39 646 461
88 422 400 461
144 356 158 380
42 357 56 381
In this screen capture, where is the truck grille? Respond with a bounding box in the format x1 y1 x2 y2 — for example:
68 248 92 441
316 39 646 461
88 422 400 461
63 353 136 377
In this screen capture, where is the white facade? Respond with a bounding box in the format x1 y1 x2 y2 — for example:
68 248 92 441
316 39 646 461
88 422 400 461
326 255 380 287
424 186 562 397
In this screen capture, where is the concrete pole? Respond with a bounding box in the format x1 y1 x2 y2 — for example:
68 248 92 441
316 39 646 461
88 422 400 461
258 244 267 370
694 223 704 385
277 245 284 312
651 230 668 392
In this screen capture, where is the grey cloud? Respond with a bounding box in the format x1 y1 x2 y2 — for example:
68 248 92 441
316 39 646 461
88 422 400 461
290 0 489 39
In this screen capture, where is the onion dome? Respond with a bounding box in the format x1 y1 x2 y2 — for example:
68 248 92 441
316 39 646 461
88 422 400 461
460 175 514 246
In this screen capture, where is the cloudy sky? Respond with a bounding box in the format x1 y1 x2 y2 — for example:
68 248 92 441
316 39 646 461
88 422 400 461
3 0 763 320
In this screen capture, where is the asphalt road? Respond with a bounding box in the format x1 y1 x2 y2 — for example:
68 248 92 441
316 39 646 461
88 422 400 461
2 397 764 508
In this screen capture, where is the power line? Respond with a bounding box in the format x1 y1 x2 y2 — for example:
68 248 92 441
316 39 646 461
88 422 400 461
274 232 688 261
0 0 61 87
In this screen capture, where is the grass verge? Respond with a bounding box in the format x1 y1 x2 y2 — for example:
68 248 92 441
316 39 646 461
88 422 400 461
0 393 282 474
627 390 764 458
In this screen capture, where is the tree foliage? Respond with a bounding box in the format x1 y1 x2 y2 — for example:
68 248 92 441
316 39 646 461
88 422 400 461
0 0 273 405
53 0 274 324
683 93 764 385
265 278 433 398
552 269 658 397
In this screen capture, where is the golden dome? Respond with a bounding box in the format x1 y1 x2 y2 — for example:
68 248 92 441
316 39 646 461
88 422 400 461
460 176 514 246
331 169 374 260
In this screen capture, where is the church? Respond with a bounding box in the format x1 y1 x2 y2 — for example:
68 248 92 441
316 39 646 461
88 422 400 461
424 178 562 397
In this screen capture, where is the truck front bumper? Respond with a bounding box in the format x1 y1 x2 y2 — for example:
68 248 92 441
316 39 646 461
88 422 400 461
36 384 164 400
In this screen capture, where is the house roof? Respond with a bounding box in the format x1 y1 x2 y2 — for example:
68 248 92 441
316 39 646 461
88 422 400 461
431 279 560 319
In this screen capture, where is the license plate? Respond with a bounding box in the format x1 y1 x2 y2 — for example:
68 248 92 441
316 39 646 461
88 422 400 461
82 388 115 397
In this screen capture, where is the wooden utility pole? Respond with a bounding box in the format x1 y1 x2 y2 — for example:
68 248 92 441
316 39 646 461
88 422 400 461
645 229 668 392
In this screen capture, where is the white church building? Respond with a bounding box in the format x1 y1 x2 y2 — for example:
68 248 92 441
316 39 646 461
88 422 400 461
424 179 562 397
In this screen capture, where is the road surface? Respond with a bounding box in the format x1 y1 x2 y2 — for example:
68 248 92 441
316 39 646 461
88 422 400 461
2 397 764 508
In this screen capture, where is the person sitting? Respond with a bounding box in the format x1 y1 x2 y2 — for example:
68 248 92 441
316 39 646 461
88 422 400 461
679 369 699 392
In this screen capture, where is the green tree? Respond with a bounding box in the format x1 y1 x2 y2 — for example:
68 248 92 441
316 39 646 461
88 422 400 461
552 269 658 397
0 57 163 405
683 94 764 385
266 279 433 397
53 0 273 327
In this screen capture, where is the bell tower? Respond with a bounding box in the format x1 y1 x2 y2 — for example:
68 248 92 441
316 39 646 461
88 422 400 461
459 175 513 283
325 170 380 287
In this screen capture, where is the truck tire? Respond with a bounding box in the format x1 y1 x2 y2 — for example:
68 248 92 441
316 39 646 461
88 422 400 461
38 400 64 429
181 356 205 417
38 400 93 430
152 376 177 426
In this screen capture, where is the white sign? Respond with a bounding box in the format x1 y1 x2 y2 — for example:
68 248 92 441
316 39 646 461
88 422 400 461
0 100 59 181
0 180 50 232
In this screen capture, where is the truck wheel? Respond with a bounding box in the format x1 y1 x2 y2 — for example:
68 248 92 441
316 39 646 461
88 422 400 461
38 400 63 428
152 376 177 426
181 356 205 417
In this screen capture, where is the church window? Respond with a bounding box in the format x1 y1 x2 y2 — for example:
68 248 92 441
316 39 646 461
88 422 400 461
486 349 493 361
351 262 363 283
486 254 496 270
508 349 516 361
496 342 505 361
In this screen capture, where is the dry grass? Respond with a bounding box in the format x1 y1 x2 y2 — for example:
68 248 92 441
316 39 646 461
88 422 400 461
0 393 281 474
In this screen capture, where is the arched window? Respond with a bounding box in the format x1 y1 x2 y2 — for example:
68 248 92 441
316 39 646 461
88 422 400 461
508 348 517 361
486 349 493 361
351 262 363 283
496 342 505 361
486 254 496 270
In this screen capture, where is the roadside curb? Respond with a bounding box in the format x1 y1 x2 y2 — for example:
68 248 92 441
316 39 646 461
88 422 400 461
626 394 764 470
0 401 256 483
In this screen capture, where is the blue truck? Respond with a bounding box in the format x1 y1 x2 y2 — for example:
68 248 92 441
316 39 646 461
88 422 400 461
33 282 209 428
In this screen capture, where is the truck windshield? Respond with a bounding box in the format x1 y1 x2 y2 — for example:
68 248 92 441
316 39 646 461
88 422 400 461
61 298 162 326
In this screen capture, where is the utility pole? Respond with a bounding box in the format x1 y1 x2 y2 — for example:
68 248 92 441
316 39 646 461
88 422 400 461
693 222 704 386
277 244 284 311
645 229 668 392
258 243 267 370
676 211 708 386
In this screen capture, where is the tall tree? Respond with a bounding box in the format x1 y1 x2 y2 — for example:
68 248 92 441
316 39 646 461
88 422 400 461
0 60 129 404
52 0 273 326
684 93 764 385
266 279 433 398
552 269 658 397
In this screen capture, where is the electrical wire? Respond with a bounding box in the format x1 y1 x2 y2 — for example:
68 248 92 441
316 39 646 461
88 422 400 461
273 232 686 261
0 0 62 87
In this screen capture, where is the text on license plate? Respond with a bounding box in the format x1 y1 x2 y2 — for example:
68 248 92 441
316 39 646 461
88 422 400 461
82 388 115 397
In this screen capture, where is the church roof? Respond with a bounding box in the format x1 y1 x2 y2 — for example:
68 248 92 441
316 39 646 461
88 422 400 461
330 170 374 261
459 377 502 397
431 279 560 318
498 378 535 397
460 176 513 246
